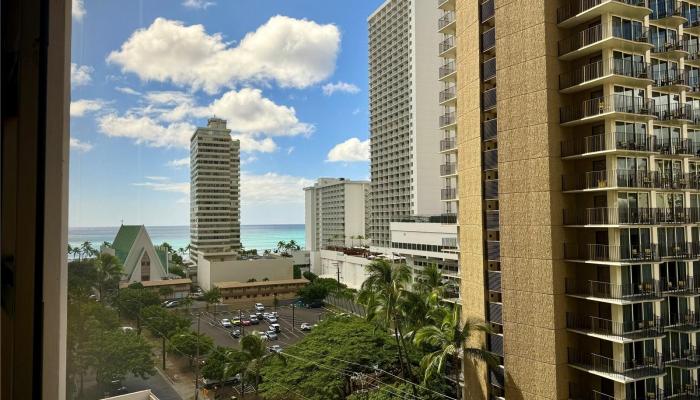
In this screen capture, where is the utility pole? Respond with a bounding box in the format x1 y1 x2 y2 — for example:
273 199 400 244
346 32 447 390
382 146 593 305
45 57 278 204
194 312 201 400
292 304 295 331
239 309 243 335
162 336 166 370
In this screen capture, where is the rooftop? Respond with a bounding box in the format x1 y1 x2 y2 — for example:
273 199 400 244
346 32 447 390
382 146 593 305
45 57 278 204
119 278 192 289
214 278 309 289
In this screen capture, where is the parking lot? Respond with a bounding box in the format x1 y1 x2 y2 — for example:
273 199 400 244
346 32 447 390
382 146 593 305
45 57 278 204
190 301 329 350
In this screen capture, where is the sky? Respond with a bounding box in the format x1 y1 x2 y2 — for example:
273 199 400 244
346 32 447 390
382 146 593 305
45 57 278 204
69 0 383 227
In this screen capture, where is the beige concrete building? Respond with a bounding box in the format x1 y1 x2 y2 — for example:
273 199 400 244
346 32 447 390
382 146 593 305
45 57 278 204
190 118 241 260
196 254 294 291
447 0 700 399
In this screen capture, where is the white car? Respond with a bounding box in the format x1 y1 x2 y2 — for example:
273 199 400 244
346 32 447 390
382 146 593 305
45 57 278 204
271 311 279 318
266 331 278 340
268 345 282 353
255 303 265 311
120 326 135 333
221 319 232 328
270 323 281 333
267 316 278 324
300 323 311 331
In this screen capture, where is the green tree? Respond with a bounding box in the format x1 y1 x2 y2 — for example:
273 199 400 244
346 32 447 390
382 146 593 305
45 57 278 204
115 284 161 334
169 330 213 367
179 296 194 313
201 287 221 311
90 329 156 388
240 334 285 394
414 306 496 399
159 286 174 299
276 240 286 254
202 346 246 398
293 265 302 279
169 264 186 278
297 282 329 305
80 241 96 259
94 253 123 301
302 271 318 282
141 305 191 339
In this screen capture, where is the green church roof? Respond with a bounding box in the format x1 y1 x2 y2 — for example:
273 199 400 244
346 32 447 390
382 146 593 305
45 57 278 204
112 225 142 264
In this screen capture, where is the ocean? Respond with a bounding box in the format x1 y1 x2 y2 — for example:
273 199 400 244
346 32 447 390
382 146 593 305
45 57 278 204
68 225 305 252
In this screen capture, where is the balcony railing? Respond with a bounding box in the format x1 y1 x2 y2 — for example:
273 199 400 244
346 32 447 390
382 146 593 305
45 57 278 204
560 95 655 124
568 348 665 380
666 312 700 332
438 11 455 30
482 28 495 52
653 69 688 88
481 0 494 23
483 57 496 81
560 131 653 158
488 271 501 292
557 0 649 25
441 187 457 200
559 58 650 91
439 61 455 79
652 36 688 54
484 179 498 199
559 24 650 57
564 243 659 263
486 240 500 261
651 0 684 21
485 210 499 230
489 334 503 356
440 138 456 151
483 149 498 170
564 207 700 225
654 137 694 155
566 313 664 341
565 279 662 301
665 345 700 369
569 385 665 400
439 35 455 54
653 103 692 122
489 302 502 324
482 119 497 141
658 242 700 260
440 163 457 176
660 275 700 295
483 87 497 110
561 169 700 191
439 112 455 127
439 86 456 103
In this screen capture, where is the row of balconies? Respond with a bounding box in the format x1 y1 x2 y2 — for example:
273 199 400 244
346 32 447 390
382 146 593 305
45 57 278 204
559 95 656 125
567 348 665 382
563 242 700 263
558 23 651 59
563 207 700 226
561 132 700 158
566 313 665 342
562 169 700 192
557 0 651 27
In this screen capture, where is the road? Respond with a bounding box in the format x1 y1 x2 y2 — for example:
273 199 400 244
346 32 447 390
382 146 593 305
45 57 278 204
121 371 183 400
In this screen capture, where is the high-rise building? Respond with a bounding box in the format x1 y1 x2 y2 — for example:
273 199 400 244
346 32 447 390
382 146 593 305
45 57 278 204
449 0 700 399
190 118 241 261
368 0 444 251
304 177 370 252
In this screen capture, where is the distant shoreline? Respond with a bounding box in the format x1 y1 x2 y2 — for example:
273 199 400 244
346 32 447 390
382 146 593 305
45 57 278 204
69 224 304 229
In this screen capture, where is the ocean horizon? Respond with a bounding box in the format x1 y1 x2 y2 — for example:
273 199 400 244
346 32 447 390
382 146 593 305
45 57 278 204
68 224 305 252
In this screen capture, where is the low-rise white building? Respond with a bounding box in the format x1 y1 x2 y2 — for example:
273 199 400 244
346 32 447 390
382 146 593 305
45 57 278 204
313 249 373 290
197 253 294 291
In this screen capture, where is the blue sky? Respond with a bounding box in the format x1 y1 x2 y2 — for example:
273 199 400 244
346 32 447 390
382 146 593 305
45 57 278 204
69 0 382 227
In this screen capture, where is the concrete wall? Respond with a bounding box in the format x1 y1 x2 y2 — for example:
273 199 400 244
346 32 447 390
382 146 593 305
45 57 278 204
315 250 372 290
343 183 368 246
197 255 294 291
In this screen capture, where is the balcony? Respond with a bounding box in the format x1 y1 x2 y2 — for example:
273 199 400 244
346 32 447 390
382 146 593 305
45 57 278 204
558 24 651 61
566 313 664 342
660 275 700 296
483 87 497 111
559 58 651 93
438 0 455 10
565 279 663 303
439 60 456 80
561 169 655 192
441 187 457 200
483 119 497 141
489 302 502 325
486 240 500 261
440 163 457 176
489 334 503 356
560 131 654 158
484 179 498 199
654 137 695 155
483 57 496 81
438 11 455 33
653 103 692 124
666 312 700 333
564 243 660 264
488 271 501 292
481 0 494 23
483 149 498 170
439 111 455 128
559 95 655 126
686 19 700 35
485 210 499 230
569 386 664 400
440 138 456 152
482 28 495 52
665 346 700 369
439 85 456 105
567 348 665 383
439 35 456 57
652 37 688 60
650 0 686 27
658 242 700 261
653 69 690 92
557 0 650 29
563 207 700 226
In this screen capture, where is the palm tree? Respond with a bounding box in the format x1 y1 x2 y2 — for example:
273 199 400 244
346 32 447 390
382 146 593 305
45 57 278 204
202 287 221 311
94 253 123 301
413 306 496 399
357 259 414 381
240 334 285 394
80 241 95 259
101 241 111 248
275 240 286 254
72 246 82 261
184 243 193 259
413 264 445 303
179 296 193 314
67 244 74 259
288 239 299 251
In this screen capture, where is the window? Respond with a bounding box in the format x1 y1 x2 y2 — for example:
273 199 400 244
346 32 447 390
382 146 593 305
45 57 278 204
612 16 644 41
650 25 678 51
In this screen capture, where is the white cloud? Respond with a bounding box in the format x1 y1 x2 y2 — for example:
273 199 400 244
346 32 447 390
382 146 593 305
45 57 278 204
326 137 370 162
97 113 195 148
241 172 313 205
233 135 278 153
133 181 190 195
116 86 141 96
241 155 258 165
72 0 86 21
167 158 190 168
183 0 215 9
145 176 169 181
352 108 361 115
287 146 295 155
322 81 360 96
70 99 106 117
107 16 340 93
70 138 93 152
71 63 93 87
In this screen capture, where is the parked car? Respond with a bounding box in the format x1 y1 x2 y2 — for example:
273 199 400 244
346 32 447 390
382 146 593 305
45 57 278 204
255 303 265 311
255 311 264 319
267 316 278 324
271 311 279 318
270 323 281 333
268 345 282 353
256 331 269 341
164 300 180 308
249 316 259 324
202 374 241 388
241 319 252 326
300 322 312 331
230 329 241 338
266 331 278 340
232 318 241 326
221 319 232 328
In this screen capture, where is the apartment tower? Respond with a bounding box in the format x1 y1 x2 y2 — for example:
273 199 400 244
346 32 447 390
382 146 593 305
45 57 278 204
449 0 700 398
190 118 241 261
368 0 444 252
304 177 370 251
